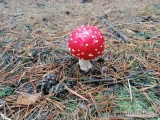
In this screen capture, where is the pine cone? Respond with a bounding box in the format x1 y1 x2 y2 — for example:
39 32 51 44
36 73 58 95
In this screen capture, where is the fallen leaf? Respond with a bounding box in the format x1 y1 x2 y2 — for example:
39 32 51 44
16 93 41 105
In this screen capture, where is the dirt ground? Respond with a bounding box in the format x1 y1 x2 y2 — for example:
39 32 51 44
0 0 160 119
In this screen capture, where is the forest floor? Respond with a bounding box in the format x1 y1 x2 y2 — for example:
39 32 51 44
0 0 160 119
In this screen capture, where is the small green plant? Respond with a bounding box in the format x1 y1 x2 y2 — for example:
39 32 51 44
0 86 14 98
134 31 151 39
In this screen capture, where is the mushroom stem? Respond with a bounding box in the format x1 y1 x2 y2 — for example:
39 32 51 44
79 59 92 71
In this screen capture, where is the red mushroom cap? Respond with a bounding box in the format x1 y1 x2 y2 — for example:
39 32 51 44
68 25 105 60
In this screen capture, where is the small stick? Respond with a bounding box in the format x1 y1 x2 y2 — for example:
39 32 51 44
100 15 130 43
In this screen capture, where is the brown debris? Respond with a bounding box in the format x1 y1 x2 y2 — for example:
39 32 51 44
16 93 41 106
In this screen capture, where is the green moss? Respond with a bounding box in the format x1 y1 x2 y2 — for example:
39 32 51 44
134 31 152 39
0 86 14 98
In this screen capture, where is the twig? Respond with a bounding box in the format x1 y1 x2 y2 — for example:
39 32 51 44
126 112 159 119
127 79 133 101
143 91 160 114
100 15 130 43
0 112 11 120
63 84 90 103
138 84 157 92
82 70 154 85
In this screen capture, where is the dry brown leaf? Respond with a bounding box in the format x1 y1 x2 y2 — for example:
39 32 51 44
16 93 41 105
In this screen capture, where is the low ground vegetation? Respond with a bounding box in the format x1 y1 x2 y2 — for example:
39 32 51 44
0 0 160 119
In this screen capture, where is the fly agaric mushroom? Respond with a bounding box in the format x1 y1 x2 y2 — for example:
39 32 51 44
68 25 105 71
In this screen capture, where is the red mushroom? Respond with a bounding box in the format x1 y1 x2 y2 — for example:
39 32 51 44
68 25 105 71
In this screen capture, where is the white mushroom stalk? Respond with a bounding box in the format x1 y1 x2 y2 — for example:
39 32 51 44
79 59 92 71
